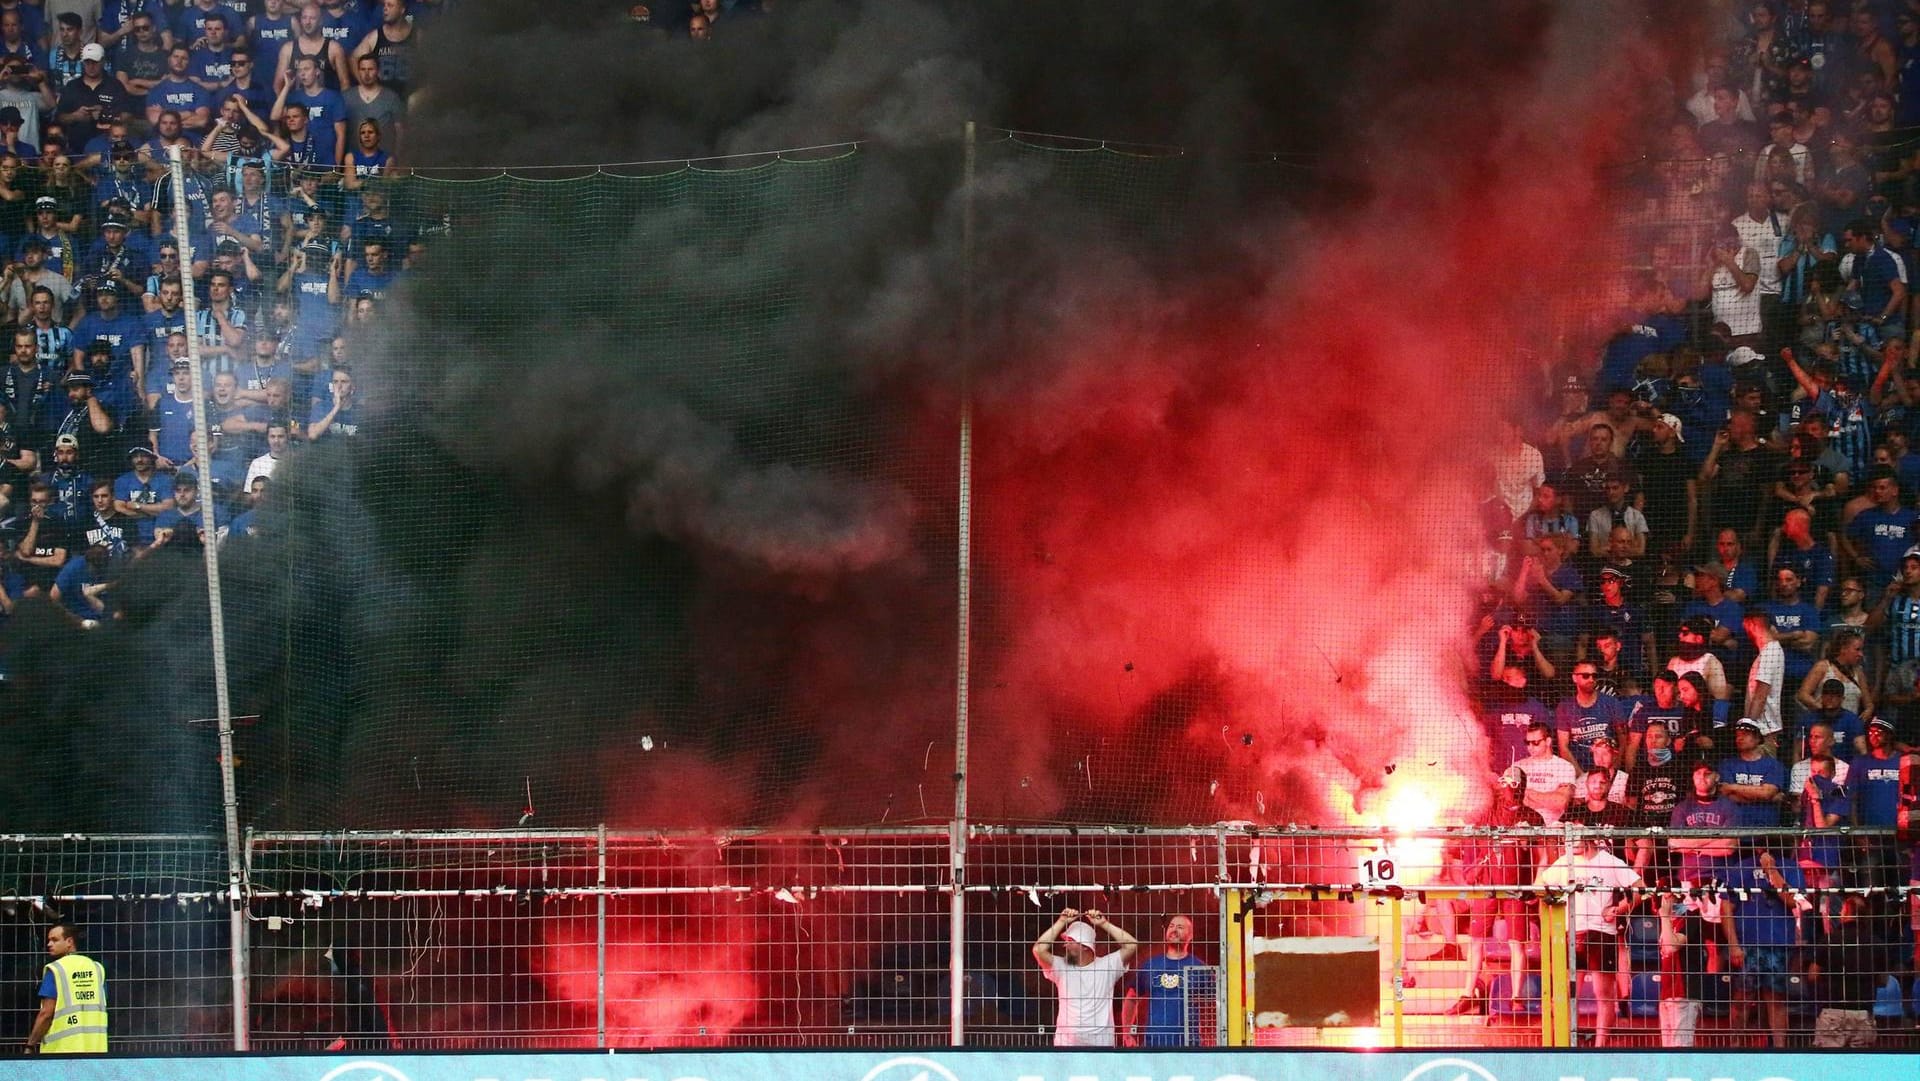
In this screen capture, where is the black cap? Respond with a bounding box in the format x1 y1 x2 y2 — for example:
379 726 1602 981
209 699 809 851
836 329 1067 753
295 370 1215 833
61 371 93 387
1820 678 1846 696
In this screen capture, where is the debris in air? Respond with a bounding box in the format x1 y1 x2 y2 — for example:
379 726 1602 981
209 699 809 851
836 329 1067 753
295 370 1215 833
640 736 654 751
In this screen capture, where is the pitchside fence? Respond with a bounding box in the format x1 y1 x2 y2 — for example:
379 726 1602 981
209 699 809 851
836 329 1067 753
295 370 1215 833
4 826 1916 1051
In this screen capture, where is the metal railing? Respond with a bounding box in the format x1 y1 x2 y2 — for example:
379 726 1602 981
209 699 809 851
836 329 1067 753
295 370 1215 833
3 824 1916 1050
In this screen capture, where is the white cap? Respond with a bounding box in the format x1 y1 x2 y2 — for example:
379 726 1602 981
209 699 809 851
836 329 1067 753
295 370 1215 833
1061 921 1096 947
1726 345 1763 366
80 43 105 62
1657 413 1685 442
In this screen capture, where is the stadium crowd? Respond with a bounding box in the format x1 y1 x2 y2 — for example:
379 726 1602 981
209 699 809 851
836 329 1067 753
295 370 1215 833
0 0 447 633
1469 0 1920 1046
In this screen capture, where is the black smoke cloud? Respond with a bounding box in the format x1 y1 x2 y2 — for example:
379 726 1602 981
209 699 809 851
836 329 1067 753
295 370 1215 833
1 1 1696 831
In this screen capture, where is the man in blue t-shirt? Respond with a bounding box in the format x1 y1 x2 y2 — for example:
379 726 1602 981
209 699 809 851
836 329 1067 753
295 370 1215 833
1716 719 1786 828
1724 850 1804 1048
276 54 345 166
146 45 212 131
1556 661 1627 771
1842 467 1917 587
1120 915 1210 1047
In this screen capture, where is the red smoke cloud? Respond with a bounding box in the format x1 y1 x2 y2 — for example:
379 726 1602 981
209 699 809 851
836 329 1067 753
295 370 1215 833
963 9 1683 829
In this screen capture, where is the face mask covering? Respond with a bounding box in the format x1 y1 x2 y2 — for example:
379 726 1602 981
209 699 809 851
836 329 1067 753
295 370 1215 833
1648 747 1674 766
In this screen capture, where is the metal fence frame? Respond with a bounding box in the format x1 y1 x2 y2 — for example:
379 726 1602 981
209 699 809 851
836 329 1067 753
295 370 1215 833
5 824 1914 1050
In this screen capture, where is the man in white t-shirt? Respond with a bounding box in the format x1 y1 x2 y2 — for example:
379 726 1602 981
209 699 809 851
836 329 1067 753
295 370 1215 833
1514 721 1577 824
1536 835 1644 1046
1743 612 1786 743
1032 908 1138 1046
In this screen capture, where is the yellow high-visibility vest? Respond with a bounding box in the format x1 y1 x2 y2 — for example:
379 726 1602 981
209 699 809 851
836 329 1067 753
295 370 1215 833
41 953 108 1054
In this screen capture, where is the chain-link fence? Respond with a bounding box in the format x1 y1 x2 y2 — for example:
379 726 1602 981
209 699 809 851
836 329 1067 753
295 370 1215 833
4 826 1918 1051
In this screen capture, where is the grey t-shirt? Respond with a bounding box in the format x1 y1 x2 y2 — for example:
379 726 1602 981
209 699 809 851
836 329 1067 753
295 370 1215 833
343 85 405 145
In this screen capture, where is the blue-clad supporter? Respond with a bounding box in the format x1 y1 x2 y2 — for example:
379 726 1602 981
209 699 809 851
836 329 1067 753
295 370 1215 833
111 11 169 112
223 473 268 543
274 3 351 91
142 283 187 372
318 0 376 52
1839 216 1908 341
1481 656 1549 772
221 49 278 121
49 370 117 480
274 53 345 167
17 202 71 276
1518 482 1579 551
151 468 223 548
99 0 168 47
1723 849 1803 1048
1681 565 1745 675
1782 345 1875 479
1669 764 1741 887
148 355 197 470
343 182 401 253
80 216 154 302
194 268 248 374
75 343 137 452
1514 535 1580 658
1626 671 1689 765
209 370 267 461
0 9 46 72
250 0 300 65
76 478 133 562
1842 467 1915 588
73 281 147 381
1851 719 1907 828
1760 565 1822 691
1767 506 1833 608
1866 546 1920 678
341 235 396 301
276 237 339 393
1702 528 1760 604
1796 682 1864 765
306 364 356 441
23 286 72 372
1598 276 1688 395
172 1 241 54
147 46 212 131
1715 719 1786 828
1557 658 1626 772
199 422 248 509
39 434 90 522
1119 915 1208 1048
187 13 237 90
231 335 291 405
50 544 113 625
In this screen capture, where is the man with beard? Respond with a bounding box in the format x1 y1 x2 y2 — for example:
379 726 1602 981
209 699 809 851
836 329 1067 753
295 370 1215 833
50 371 116 479
37 432 88 522
1761 565 1823 693
1666 616 1733 705
1558 425 1634 521
1119 916 1209 1047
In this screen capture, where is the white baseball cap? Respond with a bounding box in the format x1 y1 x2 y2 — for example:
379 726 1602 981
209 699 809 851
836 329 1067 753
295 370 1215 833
80 43 105 62
1061 921 1096 946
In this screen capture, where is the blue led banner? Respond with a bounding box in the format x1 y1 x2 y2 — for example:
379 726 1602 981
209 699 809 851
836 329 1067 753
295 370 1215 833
11 1051 1915 1081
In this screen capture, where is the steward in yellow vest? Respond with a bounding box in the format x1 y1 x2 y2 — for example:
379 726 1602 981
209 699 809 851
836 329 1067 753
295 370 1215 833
28 921 107 1054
